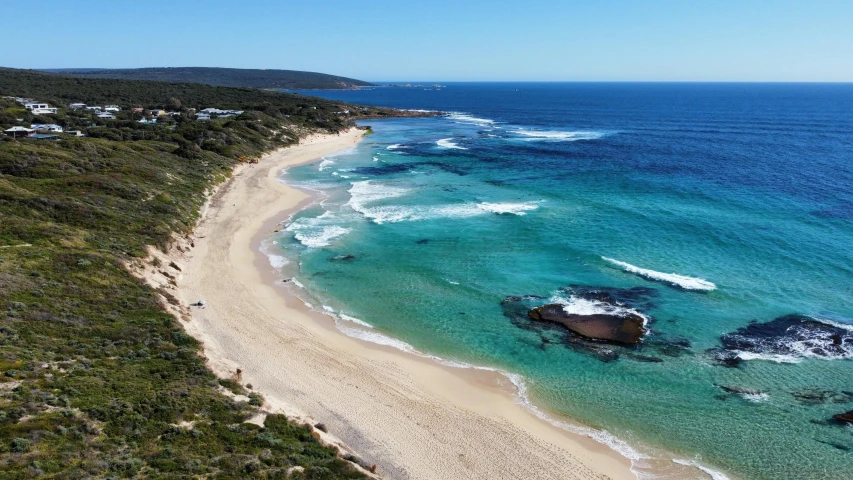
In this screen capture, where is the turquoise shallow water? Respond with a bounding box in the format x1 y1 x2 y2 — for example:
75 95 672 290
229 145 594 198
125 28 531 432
268 84 853 479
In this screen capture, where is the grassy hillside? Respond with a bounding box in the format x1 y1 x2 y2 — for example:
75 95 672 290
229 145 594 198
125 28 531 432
0 70 385 478
42 67 374 90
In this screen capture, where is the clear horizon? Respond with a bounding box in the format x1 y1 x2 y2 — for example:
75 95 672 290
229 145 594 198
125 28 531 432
3 0 852 82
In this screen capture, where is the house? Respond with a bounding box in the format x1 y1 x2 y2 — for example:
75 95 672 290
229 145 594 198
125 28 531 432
138 118 157 124
86 106 103 111
25 103 58 115
65 130 84 137
104 105 121 112
131 107 144 112
196 113 211 121
199 108 244 117
31 123 63 133
96 112 116 119
149 109 167 116
69 103 86 109
4 126 34 138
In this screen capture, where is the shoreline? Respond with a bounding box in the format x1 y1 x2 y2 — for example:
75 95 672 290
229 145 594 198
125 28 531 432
156 127 700 479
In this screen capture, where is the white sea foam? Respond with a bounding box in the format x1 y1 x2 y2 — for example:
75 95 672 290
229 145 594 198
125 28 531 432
673 459 731 480
372 156 379 162
346 181 410 212
340 314 373 328
318 158 335 171
513 129 605 141
813 316 853 332
743 392 770 403
386 144 407 150
285 211 351 248
350 203 488 224
549 293 650 326
436 138 467 150
322 305 335 313
602 257 717 291
267 254 290 269
294 225 350 248
733 351 801 364
447 112 495 126
477 201 540 215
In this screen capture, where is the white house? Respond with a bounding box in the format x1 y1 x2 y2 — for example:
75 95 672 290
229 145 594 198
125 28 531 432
31 123 63 133
104 105 121 112
86 106 103 111
65 130 84 137
196 113 211 121
69 103 86 109
200 108 244 117
25 103 58 115
96 112 116 119
138 118 157 124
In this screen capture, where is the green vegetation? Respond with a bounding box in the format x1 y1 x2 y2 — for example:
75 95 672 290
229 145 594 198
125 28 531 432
41 67 374 90
0 70 376 478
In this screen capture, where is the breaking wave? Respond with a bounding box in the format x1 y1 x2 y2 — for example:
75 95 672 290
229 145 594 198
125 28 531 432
548 292 650 326
672 459 731 480
477 201 540 215
436 138 467 150
285 211 351 248
318 158 335 171
447 112 495 126
512 129 606 141
386 144 407 150
602 257 716 291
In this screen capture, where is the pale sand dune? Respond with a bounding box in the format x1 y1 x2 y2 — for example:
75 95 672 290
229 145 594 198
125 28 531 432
169 128 636 479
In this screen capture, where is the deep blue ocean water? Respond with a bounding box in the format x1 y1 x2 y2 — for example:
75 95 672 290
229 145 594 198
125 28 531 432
268 83 853 479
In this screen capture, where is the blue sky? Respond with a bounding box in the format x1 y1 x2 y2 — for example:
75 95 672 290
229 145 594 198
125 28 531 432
2 0 851 82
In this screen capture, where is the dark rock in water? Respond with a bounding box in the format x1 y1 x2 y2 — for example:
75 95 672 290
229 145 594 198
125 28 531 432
501 287 655 360
720 314 853 360
708 348 743 368
715 384 767 400
792 388 852 405
528 304 646 345
626 353 664 363
415 239 430 245
330 254 356 262
816 440 851 452
832 410 853 425
648 336 692 358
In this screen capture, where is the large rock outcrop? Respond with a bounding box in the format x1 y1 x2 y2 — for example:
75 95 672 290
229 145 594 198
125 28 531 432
528 304 647 345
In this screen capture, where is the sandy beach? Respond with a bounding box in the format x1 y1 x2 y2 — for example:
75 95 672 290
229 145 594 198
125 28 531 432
159 128 638 479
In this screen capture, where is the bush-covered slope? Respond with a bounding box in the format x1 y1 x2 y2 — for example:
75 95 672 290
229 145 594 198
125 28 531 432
0 72 374 478
42 67 374 90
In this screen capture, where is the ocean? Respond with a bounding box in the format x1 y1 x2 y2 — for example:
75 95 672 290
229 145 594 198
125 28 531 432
267 83 853 479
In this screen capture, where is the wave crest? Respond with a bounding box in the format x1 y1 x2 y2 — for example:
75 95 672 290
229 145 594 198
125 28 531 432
602 257 716 291
436 138 467 150
477 201 540 215
513 129 606 141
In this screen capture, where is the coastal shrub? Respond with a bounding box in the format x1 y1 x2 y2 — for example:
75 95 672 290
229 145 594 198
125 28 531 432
0 69 375 478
